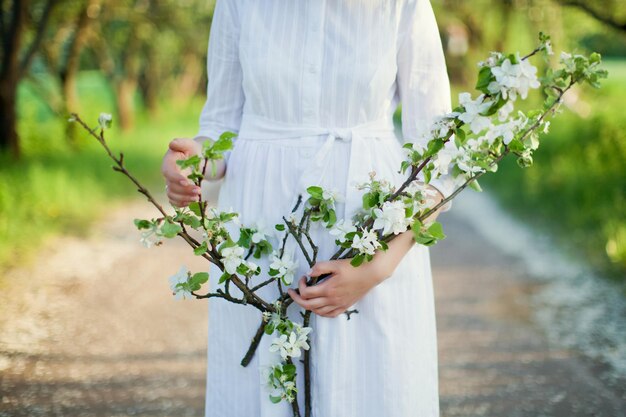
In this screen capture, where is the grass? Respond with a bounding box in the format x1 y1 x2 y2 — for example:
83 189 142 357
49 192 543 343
480 57 626 282
0 71 204 272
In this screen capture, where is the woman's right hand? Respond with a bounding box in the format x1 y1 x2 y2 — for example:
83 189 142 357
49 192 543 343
161 138 203 207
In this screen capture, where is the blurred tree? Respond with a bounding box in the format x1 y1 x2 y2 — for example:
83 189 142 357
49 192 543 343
90 0 145 131
556 0 626 32
37 0 101 143
0 0 59 157
91 0 212 131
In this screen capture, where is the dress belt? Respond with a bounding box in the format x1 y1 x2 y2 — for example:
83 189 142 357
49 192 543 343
237 113 398 220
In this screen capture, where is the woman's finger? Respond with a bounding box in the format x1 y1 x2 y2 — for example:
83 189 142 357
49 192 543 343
326 307 346 318
299 275 331 299
167 193 199 208
288 288 331 311
166 181 201 197
309 260 339 278
162 151 195 184
312 305 337 317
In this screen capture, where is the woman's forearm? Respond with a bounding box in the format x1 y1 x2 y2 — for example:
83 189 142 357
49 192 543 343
370 184 445 281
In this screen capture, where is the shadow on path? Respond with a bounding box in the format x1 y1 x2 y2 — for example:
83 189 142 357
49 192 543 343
0 189 624 416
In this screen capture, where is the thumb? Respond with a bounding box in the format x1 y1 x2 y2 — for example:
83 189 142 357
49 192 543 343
169 138 200 155
308 261 337 278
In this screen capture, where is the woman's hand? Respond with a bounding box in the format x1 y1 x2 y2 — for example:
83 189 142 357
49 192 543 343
288 183 447 318
288 258 388 318
161 138 204 207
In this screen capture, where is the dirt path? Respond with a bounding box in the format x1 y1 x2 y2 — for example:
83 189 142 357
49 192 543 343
0 189 624 417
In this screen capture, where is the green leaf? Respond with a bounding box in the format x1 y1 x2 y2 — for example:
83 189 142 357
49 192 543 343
275 224 285 231
176 154 201 169
190 272 209 286
219 131 238 141
427 221 446 240
469 179 482 192
476 66 494 93
161 221 183 238
212 136 233 152
237 228 253 248
283 363 296 376
307 186 323 199
194 241 208 255
188 202 202 217
182 215 201 229
350 254 365 267
269 395 282 404
218 271 231 284
507 138 525 152
327 209 337 227
134 219 151 230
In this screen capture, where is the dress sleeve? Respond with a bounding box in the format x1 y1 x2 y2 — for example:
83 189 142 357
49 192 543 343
396 0 454 212
195 0 245 166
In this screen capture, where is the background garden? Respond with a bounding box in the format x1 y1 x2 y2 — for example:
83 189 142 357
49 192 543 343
0 0 624 282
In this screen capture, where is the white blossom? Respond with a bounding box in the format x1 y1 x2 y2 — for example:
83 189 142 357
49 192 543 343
516 58 541 99
405 181 440 212
98 112 113 129
322 188 344 206
263 310 283 328
497 100 515 122
478 51 503 68
351 229 382 256
244 260 259 273
269 326 311 360
489 55 539 100
490 58 521 99
269 334 291 360
373 200 411 235
220 245 245 274
168 265 193 300
404 140 427 157
139 225 162 248
432 141 462 177
458 93 493 134
269 251 299 285
251 220 273 244
455 147 486 175
544 40 554 56
291 324 312 353
329 219 357 243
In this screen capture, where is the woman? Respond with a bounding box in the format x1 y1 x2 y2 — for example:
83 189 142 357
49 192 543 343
161 0 455 415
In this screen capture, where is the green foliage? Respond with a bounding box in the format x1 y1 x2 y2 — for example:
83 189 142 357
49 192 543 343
0 72 204 272
482 61 626 280
306 186 338 227
412 221 446 246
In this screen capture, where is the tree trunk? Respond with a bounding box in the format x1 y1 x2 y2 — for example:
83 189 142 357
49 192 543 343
0 0 28 157
0 78 20 157
173 53 203 102
115 77 137 131
61 0 98 144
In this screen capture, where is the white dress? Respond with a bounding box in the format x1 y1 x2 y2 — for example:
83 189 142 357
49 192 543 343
196 1 455 416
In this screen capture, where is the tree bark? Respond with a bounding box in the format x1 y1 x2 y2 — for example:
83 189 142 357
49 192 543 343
62 0 99 143
0 0 59 156
115 77 137 131
0 0 27 156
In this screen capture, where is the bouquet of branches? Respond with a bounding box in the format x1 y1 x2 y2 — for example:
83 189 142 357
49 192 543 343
70 33 606 417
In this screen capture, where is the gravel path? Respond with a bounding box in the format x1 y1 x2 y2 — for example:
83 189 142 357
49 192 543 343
0 188 624 416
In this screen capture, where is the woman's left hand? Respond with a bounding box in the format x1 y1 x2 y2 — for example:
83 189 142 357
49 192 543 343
288 182 446 318
287 258 388 318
